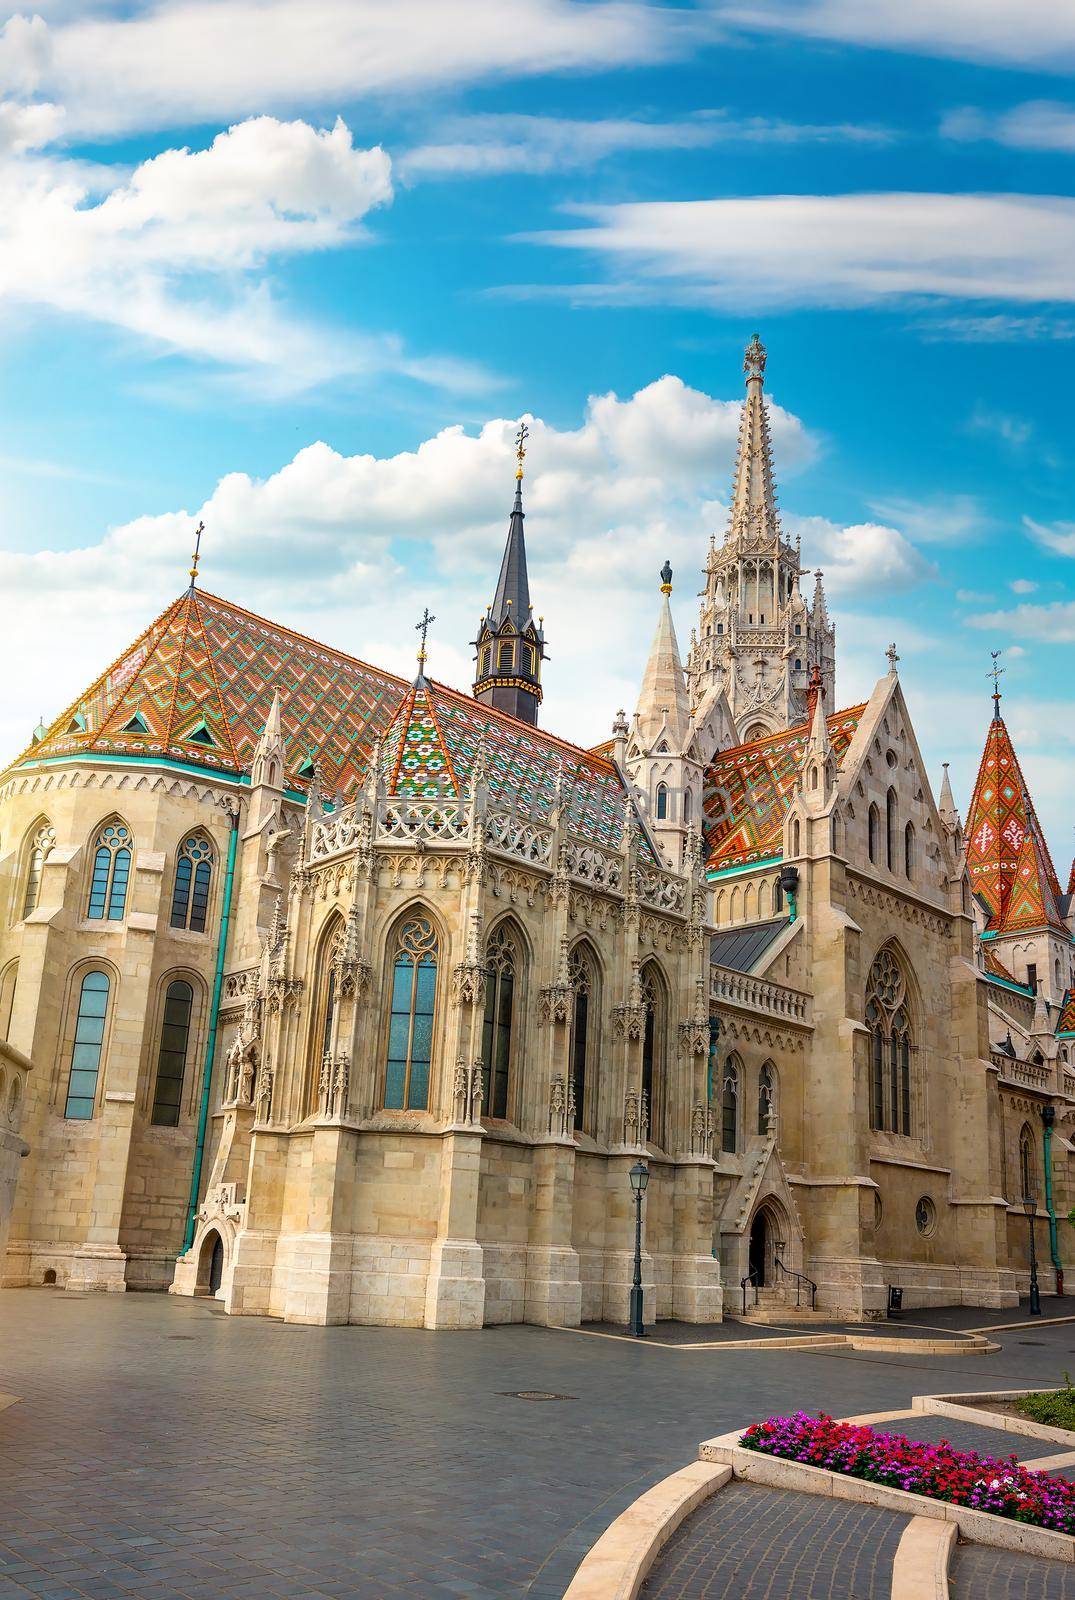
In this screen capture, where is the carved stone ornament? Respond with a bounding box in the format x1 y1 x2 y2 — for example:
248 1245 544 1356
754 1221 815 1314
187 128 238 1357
612 1003 645 1041
540 982 571 1026
452 1058 485 1126
548 1074 569 1137
679 1018 711 1058
254 1063 274 1119
622 1090 649 1146
266 976 303 1014
452 962 487 1008
690 1103 714 1158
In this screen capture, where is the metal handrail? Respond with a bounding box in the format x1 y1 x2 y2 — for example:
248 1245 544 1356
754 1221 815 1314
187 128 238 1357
741 1271 759 1315
772 1253 817 1310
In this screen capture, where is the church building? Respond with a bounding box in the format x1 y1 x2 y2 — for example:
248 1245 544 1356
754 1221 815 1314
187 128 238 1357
1 339 1072 1326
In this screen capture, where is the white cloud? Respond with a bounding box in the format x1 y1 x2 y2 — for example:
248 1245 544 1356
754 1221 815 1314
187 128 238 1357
943 101 1075 152
0 96 62 150
966 601 1075 644
956 588 993 603
401 109 891 180
0 375 840 762
531 193 1075 307
1010 578 1038 594
913 314 1075 343
0 1 682 139
716 1 1075 74
785 515 935 594
0 114 490 394
867 494 980 545
967 406 1033 449
1025 516 1075 557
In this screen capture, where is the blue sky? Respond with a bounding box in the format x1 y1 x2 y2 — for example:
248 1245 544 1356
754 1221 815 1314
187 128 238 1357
1 0 1074 856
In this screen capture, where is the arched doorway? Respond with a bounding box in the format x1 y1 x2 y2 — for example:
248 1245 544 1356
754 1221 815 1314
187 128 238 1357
197 1229 225 1296
748 1209 768 1286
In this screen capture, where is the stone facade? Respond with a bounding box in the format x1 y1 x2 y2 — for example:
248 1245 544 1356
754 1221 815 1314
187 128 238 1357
2 337 1072 1327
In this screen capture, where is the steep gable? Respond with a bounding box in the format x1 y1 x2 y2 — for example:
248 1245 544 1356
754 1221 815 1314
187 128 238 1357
965 712 1066 936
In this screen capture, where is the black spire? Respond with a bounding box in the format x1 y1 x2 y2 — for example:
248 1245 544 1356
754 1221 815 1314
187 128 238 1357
472 423 546 726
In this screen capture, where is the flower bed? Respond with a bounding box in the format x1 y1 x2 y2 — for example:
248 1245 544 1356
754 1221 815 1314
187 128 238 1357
740 1412 1075 1533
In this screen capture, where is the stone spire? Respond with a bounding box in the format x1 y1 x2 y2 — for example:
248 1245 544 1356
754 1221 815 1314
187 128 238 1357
938 762 960 833
251 692 284 793
473 422 546 726
686 336 836 741
633 561 689 751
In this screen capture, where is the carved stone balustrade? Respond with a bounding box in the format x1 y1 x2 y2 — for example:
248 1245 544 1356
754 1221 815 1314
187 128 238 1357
310 803 366 862
710 963 811 1026
377 798 468 846
637 863 687 915
994 1054 1053 1093
485 809 554 867
560 840 624 893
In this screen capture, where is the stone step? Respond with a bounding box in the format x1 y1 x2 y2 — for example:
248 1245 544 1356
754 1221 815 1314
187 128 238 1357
733 1304 834 1325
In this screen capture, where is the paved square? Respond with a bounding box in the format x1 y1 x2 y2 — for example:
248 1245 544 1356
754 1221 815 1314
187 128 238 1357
2 1291 1075 1599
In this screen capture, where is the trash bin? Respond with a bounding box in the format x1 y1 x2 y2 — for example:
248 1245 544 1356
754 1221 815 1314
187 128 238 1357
887 1285 903 1317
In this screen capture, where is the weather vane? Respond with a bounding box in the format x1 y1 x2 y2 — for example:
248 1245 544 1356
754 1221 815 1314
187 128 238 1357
989 650 1004 717
515 421 529 481
416 607 435 672
188 520 205 589
886 642 899 674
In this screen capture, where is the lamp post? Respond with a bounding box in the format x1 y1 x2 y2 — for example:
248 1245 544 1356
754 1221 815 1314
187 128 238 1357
628 1161 649 1337
1023 1188 1042 1317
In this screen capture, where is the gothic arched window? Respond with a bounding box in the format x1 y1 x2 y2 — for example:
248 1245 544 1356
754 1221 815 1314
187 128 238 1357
482 923 519 1119
0 960 18 1040
21 821 55 919
569 944 598 1136
170 835 213 932
904 822 915 881
655 784 668 821
64 970 110 1119
683 788 693 825
87 821 132 920
868 804 880 865
866 946 913 1135
758 1062 776 1134
641 964 666 1147
721 1056 740 1153
385 916 438 1111
885 788 897 872
1019 1123 1035 1201
151 979 194 1126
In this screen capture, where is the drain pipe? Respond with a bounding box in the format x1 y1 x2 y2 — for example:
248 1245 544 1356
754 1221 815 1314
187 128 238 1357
182 799 240 1254
1041 1104 1064 1296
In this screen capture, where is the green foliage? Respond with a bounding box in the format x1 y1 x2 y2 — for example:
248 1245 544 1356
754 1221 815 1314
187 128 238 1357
1017 1376 1075 1432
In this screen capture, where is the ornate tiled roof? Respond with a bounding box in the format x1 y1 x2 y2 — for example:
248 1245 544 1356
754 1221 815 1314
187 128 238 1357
965 713 1067 936
983 947 1023 986
8 586 632 851
703 704 866 872
1057 990 1075 1037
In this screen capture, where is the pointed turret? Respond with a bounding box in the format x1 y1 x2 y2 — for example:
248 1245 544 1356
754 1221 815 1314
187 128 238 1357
633 561 689 751
251 692 284 791
800 664 836 814
938 762 960 833
686 336 836 737
473 422 546 727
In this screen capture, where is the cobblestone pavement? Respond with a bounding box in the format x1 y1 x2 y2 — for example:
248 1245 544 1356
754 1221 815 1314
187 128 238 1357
639 1482 904 1599
950 1545 1075 1598
2 1290 1075 1600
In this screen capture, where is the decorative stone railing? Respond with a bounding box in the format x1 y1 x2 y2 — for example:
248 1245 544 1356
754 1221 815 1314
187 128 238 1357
710 964 811 1026
485 808 554 866
1065 1072 1075 1098
560 839 623 892
221 965 258 1003
377 799 468 846
994 1055 1053 1092
309 804 366 861
638 863 686 914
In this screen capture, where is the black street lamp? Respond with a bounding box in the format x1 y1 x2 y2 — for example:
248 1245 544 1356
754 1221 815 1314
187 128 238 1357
628 1161 650 1338
1023 1188 1042 1317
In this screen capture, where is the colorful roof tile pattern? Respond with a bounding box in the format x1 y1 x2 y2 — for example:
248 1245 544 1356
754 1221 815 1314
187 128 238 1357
9 587 633 853
982 947 1023 986
703 704 866 872
1056 989 1075 1037
965 714 1067 936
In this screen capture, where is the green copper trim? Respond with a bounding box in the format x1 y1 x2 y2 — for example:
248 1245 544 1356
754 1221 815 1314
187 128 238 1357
706 854 782 882
11 750 308 804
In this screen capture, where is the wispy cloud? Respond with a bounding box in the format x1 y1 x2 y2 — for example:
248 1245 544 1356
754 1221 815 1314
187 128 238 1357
714 1 1075 74
966 601 1075 644
1025 515 1075 557
913 313 1075 343
529 193 1075 308
401 109 892 181
867 493 981 545
943 101 1075 152
967 405 1034 449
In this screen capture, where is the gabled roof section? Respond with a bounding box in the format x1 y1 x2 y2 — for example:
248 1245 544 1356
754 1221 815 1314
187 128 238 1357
381 681 460 799
1057 989 1075 1038
965 712 1066 936
703 703 866 873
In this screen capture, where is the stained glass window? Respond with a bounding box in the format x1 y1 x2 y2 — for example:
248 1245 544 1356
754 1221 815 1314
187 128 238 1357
170 835 213 932
866 947 913 1135
481 924 518 1119
385 917 438 1111
151 980 193 1126
87 822 131 920
64 971 110 1119
21 822 55 918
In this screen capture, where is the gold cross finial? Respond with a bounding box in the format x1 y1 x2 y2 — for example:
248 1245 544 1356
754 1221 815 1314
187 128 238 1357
515 420 529 481
415 607 435 672
189 520 205 588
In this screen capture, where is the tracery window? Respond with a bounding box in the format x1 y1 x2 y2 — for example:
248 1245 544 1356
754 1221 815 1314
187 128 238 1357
482 923 519 1119
385 917 438 1111
170 835 213 932
21 822 55 919
151 980 194 1126
866 947 913 1135
641 965 665 1147
758 1062 776 1134
64 970 110 1119
1019 1123 1035 1200
721 1055 740 1154
87 822 132 920
569 945 597 1136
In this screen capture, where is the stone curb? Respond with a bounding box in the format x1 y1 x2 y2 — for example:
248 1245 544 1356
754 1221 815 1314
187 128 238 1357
555 1327 993 1355
915 1391 1075 1448
846 1335 996 1355
561 1461 731 1600
892 1516 956 1600
699 1430 1075 1562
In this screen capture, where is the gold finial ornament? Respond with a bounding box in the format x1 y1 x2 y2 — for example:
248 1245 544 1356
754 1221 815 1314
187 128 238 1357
415 606 435 672
189 520 205 587
660 559 673 596
515 420 529 480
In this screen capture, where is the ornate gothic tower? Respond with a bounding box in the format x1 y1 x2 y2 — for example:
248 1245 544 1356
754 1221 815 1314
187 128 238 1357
472 424 546 727
686 335 835 742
